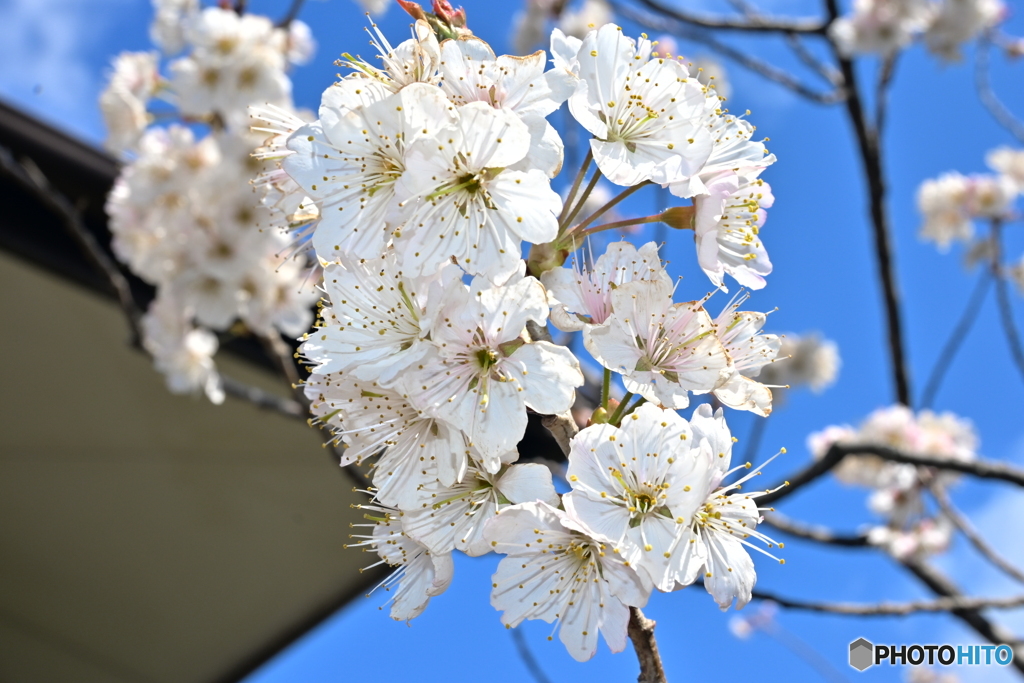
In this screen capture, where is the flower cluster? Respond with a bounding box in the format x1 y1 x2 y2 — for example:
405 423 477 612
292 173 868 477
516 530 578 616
808 405 977 559
272 7 787 661
830 0 1005 60
101 1 319 401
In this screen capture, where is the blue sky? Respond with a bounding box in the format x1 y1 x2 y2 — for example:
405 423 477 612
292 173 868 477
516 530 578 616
4 0 1024 680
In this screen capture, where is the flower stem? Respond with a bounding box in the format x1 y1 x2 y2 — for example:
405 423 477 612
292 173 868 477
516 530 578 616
560 167 603 234
620 397 647 419
565 181 652 246
557 148 593 225
601 368 611 410
608 391 634 426
573 214 664 240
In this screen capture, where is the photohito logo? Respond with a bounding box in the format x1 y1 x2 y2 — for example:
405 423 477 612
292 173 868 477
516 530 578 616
849 638 1015 671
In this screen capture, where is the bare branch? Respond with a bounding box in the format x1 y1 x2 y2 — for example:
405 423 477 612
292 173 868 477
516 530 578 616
976 33 1024 145
920 269 991 408
991 220 1024 385
828 37 912 407
0 146 143 344
510 628 555 683
627 607 667 683
784 32 842 86
928 481 1024 585
629 0 828 34
763 512 871 547
221 374 306 419
902 559 1024 671
276 0 307 28
541 412 578 457
752 588 1024 616
874 53 900 133
759 442 1024 506
613 3 845 105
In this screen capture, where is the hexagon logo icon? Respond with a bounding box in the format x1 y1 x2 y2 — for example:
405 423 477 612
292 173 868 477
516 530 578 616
849 638 874 671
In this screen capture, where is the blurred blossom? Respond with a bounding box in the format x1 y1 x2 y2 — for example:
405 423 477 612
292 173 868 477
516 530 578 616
728 601 778 640
925 0 1005 61
558 0 612 39
917 172 1017 251
756 332 840 397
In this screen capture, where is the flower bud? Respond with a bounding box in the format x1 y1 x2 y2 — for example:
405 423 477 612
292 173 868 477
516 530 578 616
660 206 695 230
526 241 569 277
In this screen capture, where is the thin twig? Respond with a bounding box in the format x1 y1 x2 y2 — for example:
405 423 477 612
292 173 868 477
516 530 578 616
901 559 1024 671
221 375 306 419
784 32 841 85
627 607 667 683
0 146 144 344
630 0 828 34
276 0 307 28
759 442 1024 506
752 588 1024 616
510 628 555 683
614 3 845 105
920 269 992 408
927 481 1024 585
743 415 769 465
763 512 871 547
976 33 1024 145
991 219 1024 385
874 53 899 133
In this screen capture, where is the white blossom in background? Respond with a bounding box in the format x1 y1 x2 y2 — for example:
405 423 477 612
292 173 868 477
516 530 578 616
558 0 613 40
141 293 224 404
868 516 953 560
1009 256 1024 294
485 501 651 662
829 0 933 57
100 51 161 155
512 0 552 54
917 172 1016 251
925 0 1005 60
150 0 199 55
987 146 1024 190
757 332 841 395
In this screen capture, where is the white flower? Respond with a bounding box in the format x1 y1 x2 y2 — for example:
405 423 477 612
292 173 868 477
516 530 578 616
987 146 1024 190
868 517 952 560
829 0 933 57
541 240 671 332
512 0 550 55
586 278 731 409
101 51 161 155
395 102 561 282
711 298 780 417
141 293 224 404
693 173 775 291
925 0 1005 61
300 252 456 386
917 172 973 251
284 19 316 66
150 0 199 55
568 24 712 187
485 501 651 662
304 373 471 508
562 404 710 589
342 19 441 92
402 460 559 556
438 36 576 177
406 273 584 471
283 81 455 261
558 0 613 40
347 505 453 622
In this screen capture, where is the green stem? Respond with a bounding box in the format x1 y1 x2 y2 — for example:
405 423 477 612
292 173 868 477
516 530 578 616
560 167 603 234
574 214 664 240
608 391 635 426
620 397 648 419
558 149 593 225
566 181 652 246
601 368 611 410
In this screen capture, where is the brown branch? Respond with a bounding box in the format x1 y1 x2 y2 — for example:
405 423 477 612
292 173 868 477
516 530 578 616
763 512 871 547
784 32 841 85
276 0 307 28
902 559 1024 672
510 628 555 683
613 3 845 105
629 0 828 34
0 146 143 345
752 588 1024 616
991 220 1024 385
976 33 1024 145
920 269 992 408
826 18 912 407
759 442 1024 506
221 374 306 419
874 52 900 133
928 481 1024 585
627 607 667 683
